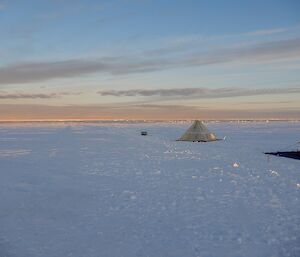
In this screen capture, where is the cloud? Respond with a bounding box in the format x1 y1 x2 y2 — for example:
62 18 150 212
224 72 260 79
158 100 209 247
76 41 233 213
0 93 57 99
143 44 187 56
147 26 296 56
37 11 64 20
0 92 80 99
0 37 300 85
98 87 300 99
0 3 5 10
243 28 288 36
236 37 300 61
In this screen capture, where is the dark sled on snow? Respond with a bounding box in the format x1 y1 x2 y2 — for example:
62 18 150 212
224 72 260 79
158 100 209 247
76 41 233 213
265 151 300 160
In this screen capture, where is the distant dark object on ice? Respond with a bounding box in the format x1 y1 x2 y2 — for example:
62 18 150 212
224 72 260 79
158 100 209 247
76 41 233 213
141 131 148 136
265 151 300 160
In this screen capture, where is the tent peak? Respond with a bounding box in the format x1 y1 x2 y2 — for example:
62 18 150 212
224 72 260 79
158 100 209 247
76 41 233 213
177 120 217 142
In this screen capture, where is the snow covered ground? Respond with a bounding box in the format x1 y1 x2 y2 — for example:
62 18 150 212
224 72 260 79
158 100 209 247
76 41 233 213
0 121 299 257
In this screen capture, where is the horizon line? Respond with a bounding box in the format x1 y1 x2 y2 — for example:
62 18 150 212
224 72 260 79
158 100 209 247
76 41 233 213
0 118 299 123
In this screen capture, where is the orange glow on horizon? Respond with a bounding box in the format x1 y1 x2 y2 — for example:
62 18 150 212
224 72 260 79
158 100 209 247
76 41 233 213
0 104 299 122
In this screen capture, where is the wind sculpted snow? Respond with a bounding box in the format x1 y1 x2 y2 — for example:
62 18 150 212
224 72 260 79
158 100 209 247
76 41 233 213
0 122 299 257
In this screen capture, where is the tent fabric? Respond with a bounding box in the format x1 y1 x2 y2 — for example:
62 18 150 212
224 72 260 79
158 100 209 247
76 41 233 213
177 120 217 142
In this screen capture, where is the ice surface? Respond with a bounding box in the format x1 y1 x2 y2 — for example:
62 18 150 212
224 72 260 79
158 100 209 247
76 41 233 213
0 122 299 257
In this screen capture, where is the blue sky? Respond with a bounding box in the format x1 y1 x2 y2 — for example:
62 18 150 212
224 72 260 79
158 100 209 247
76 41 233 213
0 0 300 120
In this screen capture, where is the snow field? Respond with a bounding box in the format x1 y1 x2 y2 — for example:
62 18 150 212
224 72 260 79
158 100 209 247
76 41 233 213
0 122 299 257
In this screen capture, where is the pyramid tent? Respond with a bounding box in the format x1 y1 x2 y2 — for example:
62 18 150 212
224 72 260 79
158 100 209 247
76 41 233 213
177 120 217 142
